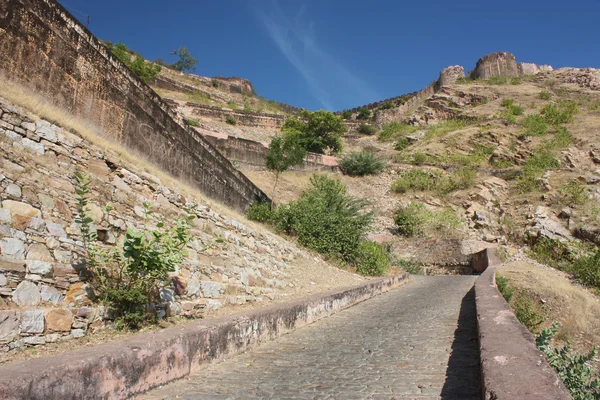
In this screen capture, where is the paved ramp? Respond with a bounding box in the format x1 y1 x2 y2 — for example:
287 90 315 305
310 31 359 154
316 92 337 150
138 276 480 400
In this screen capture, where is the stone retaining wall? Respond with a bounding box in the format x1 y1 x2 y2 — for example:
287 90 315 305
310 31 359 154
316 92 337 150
199 130 339 172
0 0 268 211
188 102 287 129
0 274 408 400
474 267 571 399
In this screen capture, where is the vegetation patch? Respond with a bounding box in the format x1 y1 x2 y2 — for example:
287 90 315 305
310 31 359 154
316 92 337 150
355 241 390 276
424 119 471 139
391 167 476 195
541 100 579 125
394 137 410 151
340 150 385 176
378 122 417 141
539 91 553 100
358 123 377 135
394 202 461 237
560 181 589 206
521 114 548 136
108 42 161 84
282 110 346 155
225 116 237 125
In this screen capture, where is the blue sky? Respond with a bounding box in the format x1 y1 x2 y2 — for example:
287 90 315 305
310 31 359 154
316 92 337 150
61 0 600 111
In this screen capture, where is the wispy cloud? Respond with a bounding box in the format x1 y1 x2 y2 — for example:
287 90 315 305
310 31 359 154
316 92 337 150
256 2 379 110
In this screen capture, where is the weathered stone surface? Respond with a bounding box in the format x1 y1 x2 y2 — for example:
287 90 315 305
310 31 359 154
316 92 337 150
0 274 7 286
26 260 53 277
71 328 86 338
21 309 44 333
23 336 46 345
469 52 519 80
0 238 26 259
471 247 502 273
2 200 41 218
35 121 58 142
38 194 55 210
12 281 41 306
187 278 201 296
576 225 600 245
26 244 53 262
46 222 67 238
0 257 25 274
0 311 20 343
40 285 63 305
201 281 221 298
5 183 21 198
0 209 11 224
85 203 104 224
530 206 573 242
27 217 46 232
20 138 44 154
45 309 73 332
518 62 553 75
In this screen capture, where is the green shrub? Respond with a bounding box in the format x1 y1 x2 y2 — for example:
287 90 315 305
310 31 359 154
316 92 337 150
211 78 220 88
110 42 161 84
358 123 377 135
379 102 394 110
378 122 417 141
590 100 600 111
394 137 410 151
75 173 193 329
561 181 588 206
341 110 352 120
539 91 553 100
514 295 546 331
502 98 524 116
517 151 560 192
246 202 272 222
529 237 571 269
355 241 390 276
496 274 514 303
272 175 372 262
185 119 199 127
282 110 345 155
541 100 579 125
540 126 572 151
226 116 237 125
394 202 460 237
394 259 424 274
392 169 439 193
536 323 600 400
425 119 470 139
356 107 371 120
570 248 600 290
340 151 385 176
521 114 548 136
456 76 474 84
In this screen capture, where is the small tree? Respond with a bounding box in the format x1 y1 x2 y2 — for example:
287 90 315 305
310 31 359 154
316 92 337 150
171 47 198 72
282 110 346 155
356 107 371 120
266 129 307 200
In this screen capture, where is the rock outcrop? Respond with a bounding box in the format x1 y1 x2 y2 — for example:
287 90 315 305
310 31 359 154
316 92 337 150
436 66 465 89
518 62 553 75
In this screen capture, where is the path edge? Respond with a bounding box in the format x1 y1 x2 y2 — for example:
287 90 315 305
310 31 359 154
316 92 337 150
0 273 408 400
474 266 572 400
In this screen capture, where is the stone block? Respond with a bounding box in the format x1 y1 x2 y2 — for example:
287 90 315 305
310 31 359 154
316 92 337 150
21 138 45 154
41 285 63 305
5 184 21 198
0 310 20 343
21 309 44 333
0 274 6 286
26 243 53 262
12 281 41 306
1 200 41 218
26 260 53 277
45 309 73 332
46 222 67 238
23 336 46 345
201 281 221 298
0 238 26 259
71 328 85 338
187 278 201 296
471 247 502 273
0 209 11 224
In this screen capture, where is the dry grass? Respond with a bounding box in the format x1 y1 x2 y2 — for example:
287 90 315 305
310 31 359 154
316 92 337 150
500 261 600 352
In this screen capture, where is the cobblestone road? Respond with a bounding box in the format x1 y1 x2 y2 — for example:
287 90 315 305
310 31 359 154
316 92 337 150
138 276 480 400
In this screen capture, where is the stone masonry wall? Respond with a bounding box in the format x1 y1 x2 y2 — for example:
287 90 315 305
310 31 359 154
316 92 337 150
187 103 287 130
0 0 268 211
0 98 329 353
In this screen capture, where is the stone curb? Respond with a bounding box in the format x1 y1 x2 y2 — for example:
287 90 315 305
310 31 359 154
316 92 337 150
474 267 571 399
0 273 408 400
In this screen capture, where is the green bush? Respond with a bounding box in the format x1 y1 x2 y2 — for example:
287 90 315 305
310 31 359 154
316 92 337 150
425 119 470 139
341 110 352 120
394 259 424 274
570 248 600 290
356 107 371 120
517 151 560 192
391 167 475 195
75 173 192 329
358 123 377 135
378 102 394 110
521 114 548 136
394 137 410 151
282 110 345 155
246 202 273 222
539 91 553 100
394 202 460 237
514 295 546 332
211 78 220 88
541 100 579 125
226 116 237 125
110 42 161 84
185 119 199 127
561 181 588 206
272 175 372 263
496 274 514 303
502 98 524 116
355 241 390 276
378 122 417 141
340 151 385 176
456 76 475 84
536 323 600 400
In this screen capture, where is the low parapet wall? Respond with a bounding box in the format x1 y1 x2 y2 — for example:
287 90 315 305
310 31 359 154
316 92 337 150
475 267 571 399
0 274 408 400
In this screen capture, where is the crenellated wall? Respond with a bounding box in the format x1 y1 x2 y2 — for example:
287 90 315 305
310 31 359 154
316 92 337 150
0 0 269 211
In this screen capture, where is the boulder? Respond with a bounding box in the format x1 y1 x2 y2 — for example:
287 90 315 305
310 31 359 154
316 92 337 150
45 309 73 332
0 310 20 343
12 281 41 306
437 65 465 88
21 309 44 333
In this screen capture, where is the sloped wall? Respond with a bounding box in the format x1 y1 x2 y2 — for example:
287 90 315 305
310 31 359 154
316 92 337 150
0 0 268 211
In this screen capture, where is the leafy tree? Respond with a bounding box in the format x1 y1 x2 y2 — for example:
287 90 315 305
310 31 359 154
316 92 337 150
356 107 371 120
109 42 161 83
171 47 198 72
266 129 307 199
282 110 346 155
341 110 352 120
